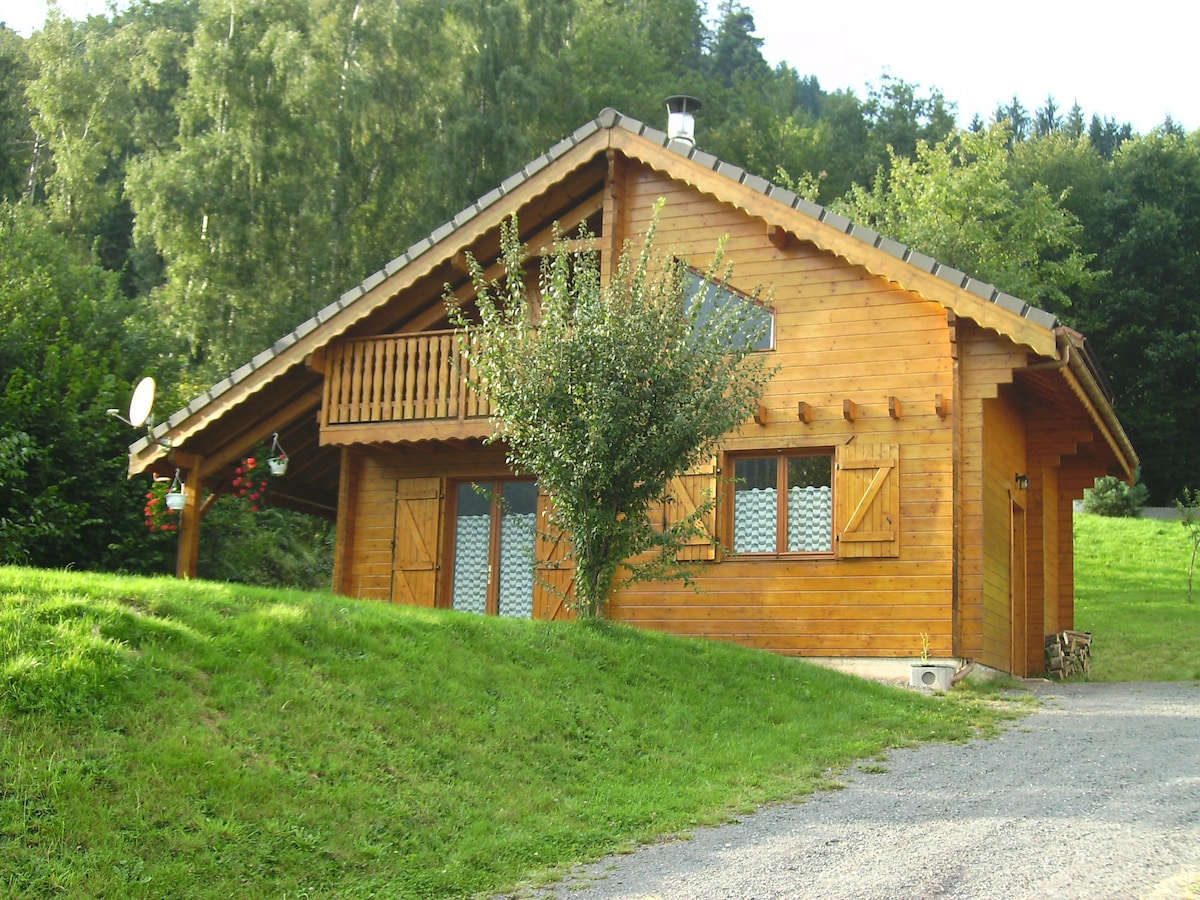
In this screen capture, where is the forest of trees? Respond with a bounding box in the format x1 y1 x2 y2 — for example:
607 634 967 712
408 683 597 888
1 0 1197 580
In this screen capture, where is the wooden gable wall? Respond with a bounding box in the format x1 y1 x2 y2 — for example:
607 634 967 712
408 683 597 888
606 164 958 660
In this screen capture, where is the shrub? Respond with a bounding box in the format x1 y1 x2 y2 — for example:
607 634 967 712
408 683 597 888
1083 474 1149 517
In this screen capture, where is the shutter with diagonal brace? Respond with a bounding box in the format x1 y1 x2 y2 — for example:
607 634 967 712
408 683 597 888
662 457 719 561
392 476 441 605
532 490 576 621
835 443 900 558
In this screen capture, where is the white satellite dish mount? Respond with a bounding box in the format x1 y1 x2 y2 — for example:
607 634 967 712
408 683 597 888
108 376 170 448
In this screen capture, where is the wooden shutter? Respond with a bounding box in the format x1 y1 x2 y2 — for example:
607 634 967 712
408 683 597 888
392 476 442 606
533 490 576 621
663 457 719 562
835 443 899 558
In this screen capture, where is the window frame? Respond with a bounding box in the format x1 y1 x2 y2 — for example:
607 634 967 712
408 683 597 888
727 449 835 558
444 477 539 617
682 266 776 353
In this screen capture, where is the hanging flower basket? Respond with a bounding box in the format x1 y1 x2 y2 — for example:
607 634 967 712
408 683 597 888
232 456 270 512
267 432 289 476
164 468 186 510
144 471 183 533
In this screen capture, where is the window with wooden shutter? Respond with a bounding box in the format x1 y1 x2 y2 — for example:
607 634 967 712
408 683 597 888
730 452 833 555
663 457 719 561
834 443 900 558
533 490 576 621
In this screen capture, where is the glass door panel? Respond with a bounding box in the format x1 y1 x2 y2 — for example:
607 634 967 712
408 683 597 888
452 483 491 614
497 481 538 618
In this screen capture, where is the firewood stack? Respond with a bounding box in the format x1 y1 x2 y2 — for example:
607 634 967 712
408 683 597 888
1045 630 1092 679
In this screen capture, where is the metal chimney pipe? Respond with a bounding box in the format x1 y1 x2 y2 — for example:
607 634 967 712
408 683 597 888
665 95 702 146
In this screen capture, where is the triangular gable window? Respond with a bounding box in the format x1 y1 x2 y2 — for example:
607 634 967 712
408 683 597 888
684 270 774 352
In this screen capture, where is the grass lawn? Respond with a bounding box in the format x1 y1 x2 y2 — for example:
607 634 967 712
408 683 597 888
0 566 1022 898
1073 512 1200 681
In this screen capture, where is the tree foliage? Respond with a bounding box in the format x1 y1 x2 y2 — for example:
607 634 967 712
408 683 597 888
0 202 170 571
1068 131 1200 503
1082 474 1149 518
5 0 1200 566
449 205 775 616
836 125 1095 318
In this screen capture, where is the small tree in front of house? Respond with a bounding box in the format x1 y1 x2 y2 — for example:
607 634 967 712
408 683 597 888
448 203 776 617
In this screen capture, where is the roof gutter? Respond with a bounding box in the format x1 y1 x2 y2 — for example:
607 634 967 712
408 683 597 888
1039 328 1139 480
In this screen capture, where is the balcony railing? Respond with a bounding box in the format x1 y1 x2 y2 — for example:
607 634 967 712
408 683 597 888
321 331 492 438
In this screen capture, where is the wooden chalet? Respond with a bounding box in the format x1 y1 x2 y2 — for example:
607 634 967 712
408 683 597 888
127 108 1137 678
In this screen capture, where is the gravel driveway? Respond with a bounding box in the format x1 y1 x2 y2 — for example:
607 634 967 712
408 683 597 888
525 681 1200 899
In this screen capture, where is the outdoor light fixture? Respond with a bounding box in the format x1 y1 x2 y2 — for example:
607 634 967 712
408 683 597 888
1015 473 1030 490
664 95 701 146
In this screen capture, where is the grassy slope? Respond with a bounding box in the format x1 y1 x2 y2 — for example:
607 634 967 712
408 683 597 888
0 567 1018 898
1073 512 1200 681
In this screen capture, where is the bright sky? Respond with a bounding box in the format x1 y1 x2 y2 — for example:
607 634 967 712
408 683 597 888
6 0 1195 134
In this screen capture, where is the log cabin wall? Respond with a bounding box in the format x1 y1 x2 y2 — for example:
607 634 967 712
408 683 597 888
605 166 957 660
334 444 512 603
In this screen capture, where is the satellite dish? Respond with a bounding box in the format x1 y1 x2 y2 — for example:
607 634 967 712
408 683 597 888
129 377 157 428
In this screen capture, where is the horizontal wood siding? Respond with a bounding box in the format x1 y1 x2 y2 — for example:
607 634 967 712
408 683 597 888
607 166 956 659
339 452 402 601
338 444 520 607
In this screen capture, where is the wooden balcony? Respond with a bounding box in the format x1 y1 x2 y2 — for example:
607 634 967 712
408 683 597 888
319 331 494 445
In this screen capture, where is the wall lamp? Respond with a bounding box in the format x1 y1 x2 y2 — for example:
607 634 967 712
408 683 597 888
1015 473 1030 490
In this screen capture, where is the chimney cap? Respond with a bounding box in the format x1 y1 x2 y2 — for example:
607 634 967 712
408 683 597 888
664 95 702 146
664 94 702 114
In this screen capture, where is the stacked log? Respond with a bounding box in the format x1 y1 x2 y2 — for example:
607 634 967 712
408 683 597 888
1045 630 1092 679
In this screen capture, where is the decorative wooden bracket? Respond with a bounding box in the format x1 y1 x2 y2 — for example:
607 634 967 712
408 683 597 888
767 224 790 250
888 396 903 420
754 404 769 426
797 401 813 425
843 399 859 422
306 345 328 374
935 393 951 418
451 250 472 277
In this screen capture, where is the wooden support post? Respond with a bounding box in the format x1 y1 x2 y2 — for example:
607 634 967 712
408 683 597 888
754 404 768 426
843 399 859 422
888 396 903 419
601 150 625 287
797 401 812 425
935 393 951 418
174 459 204 580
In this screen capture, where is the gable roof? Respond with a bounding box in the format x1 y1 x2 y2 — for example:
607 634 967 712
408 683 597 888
130 107 1131 477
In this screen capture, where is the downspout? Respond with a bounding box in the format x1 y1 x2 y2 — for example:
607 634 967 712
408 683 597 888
1026 328 1070 372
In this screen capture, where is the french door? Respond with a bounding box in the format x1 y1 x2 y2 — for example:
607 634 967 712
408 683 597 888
450 480 538 617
